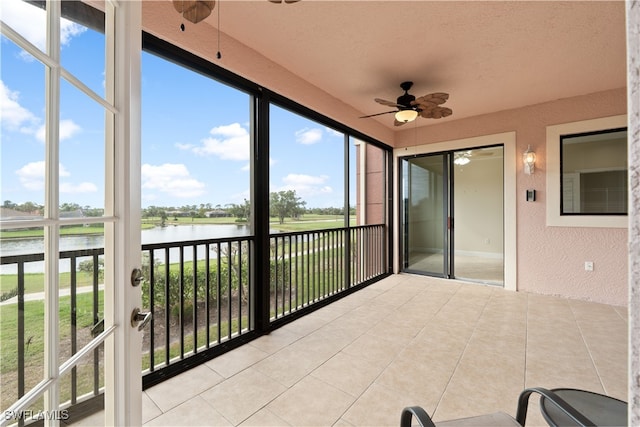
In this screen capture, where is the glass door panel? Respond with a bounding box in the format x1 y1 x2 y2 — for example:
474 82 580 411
402 154 447 277
452 146 504 285
1 1 141 424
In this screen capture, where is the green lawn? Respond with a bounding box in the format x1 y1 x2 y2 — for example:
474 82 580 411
0 291 104 411
0 215 358 297
0 239 354 411
0 270 98 295
272 216 354 232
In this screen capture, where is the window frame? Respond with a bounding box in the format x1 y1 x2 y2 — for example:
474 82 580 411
560 127 628 216
546 115 628 228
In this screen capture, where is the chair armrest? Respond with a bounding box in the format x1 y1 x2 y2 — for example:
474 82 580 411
400 406 437 427
515 387 596 426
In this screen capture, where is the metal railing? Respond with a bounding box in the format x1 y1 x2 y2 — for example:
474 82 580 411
0 224 387 420
270 224 387 319
0 248 105 425
141 236 254 377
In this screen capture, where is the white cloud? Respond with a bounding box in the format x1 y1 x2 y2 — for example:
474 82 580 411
1 80 80 142
60 182 98 194
295 128 323 145
16 161 95 194
0 80 39 131
276 173 333 198
2 0 86 55
35 119 82 142
175 142 194 150
141 163 206 198
192 123 250 161
59 120 82 140
16 161 46 191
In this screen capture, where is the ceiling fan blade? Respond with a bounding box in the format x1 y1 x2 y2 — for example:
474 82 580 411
411 99 437 109
374 98 401 108
415 93 449 105
420 106 453 119
173 0 215 24
393 119 408 127
359 110 397 119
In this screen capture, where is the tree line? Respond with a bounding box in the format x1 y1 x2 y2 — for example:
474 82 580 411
2 200 104 217
144 190 354 224
5 190 355 224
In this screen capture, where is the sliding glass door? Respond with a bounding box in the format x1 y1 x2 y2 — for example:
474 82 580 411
402 154 448 276
401 146 504 285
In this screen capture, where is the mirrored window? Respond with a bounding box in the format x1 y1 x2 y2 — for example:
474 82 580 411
561 128 627 215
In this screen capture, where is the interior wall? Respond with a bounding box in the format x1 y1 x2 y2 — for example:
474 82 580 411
454 155 503 256
396 88 628 306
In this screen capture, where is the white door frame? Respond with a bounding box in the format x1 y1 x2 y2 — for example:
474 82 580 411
393 132 517 291
104 1 142 425
0 1 142 425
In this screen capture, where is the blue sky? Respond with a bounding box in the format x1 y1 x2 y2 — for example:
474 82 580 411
1 0 355 210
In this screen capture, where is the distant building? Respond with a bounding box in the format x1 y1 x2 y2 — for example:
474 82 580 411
206 209 230 218
0 207 42 220
167 210 191 218
60 209 85 219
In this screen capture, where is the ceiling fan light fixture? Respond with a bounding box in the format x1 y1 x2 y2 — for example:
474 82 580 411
454 156 470 166
395 109 418 123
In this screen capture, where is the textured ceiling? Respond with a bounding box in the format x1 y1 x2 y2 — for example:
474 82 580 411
163 0 626 130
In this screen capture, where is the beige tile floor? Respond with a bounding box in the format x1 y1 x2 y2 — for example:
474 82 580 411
78 274 629 426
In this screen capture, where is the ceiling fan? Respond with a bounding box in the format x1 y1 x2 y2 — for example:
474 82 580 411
361 81 453 127
173 0 300 25
453 149 494 165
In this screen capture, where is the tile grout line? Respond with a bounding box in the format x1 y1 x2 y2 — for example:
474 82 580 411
333 277 447 424
523 292 529 391
332 275 420 424
233 279 399 426
430 285 495 418
567 299 609 396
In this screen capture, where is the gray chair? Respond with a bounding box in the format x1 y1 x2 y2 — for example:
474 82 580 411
400 387 597 427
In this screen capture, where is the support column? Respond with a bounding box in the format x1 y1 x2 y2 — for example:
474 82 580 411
627 0 640 424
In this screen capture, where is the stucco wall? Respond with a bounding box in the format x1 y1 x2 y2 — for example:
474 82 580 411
395 88 628 306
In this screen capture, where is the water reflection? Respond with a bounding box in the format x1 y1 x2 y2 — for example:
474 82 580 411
0 224 252 274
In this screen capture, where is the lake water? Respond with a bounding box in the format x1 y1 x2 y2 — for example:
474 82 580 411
0 224 253 274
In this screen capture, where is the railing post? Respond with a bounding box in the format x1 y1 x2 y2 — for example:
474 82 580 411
93 253 100 395
70 256 77 404
253 92 271 333
17 262 25 416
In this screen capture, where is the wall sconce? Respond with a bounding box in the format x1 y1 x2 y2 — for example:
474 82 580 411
523 145 536 175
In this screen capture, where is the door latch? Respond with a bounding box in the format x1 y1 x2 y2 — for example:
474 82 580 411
131 308 152 331
131 268 144 287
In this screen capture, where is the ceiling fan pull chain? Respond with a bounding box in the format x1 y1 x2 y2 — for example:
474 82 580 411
216 0 222 59
180 0 185 31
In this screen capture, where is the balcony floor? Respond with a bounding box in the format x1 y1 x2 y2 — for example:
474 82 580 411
84 274 629 426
